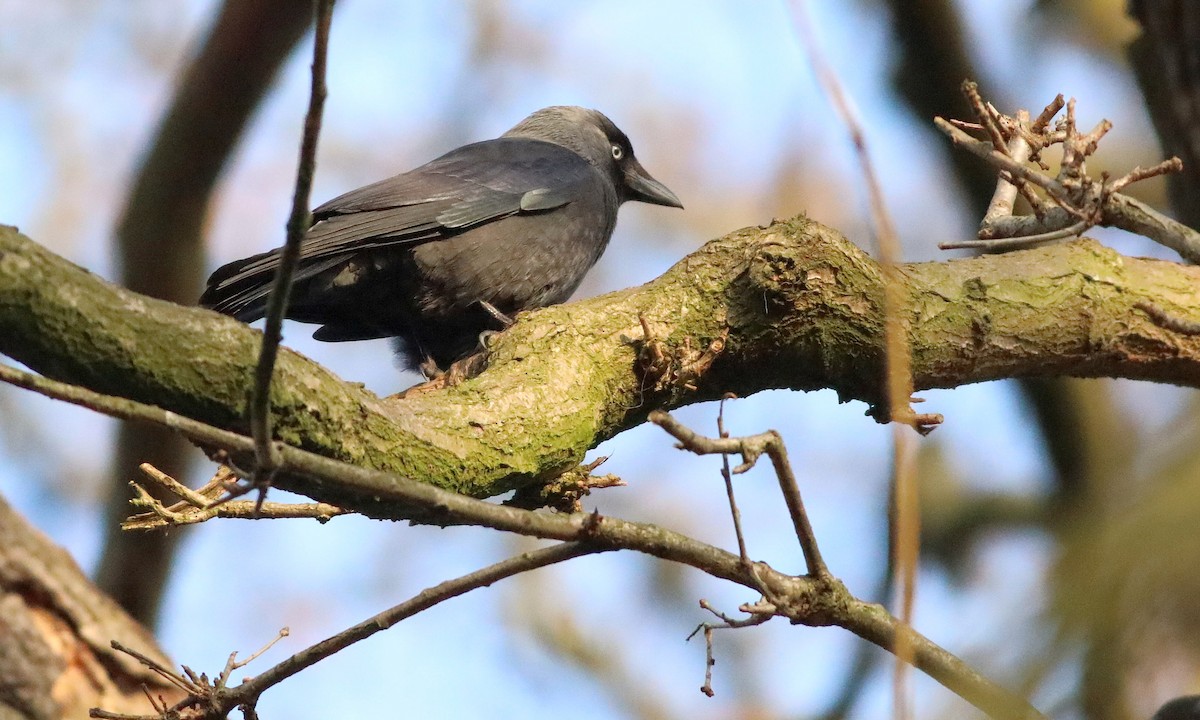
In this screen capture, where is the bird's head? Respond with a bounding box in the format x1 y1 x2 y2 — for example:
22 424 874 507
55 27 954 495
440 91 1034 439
504 106 683 209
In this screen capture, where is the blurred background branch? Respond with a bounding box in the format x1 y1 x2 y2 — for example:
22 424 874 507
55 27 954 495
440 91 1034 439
97 0 315 628
2 1 1200 718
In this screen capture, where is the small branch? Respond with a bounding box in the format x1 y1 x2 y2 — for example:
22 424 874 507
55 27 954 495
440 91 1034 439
1136 300 1200 335
1 358 1042 720
139 462 216 507
790 0 929 436
233 542 599 707
964 83 1009 153
936 117 1073 207
935 82 1200 263
1108 158 1183 194
96 543 598 719
1032 94 1066 133
696 598 774 630
688 598 772 697
981 110 1032 228
716 395 750 563
792 38 932 711
940 220 1089 252
122 464 350 530
250 0 335 486
503 456 624 513
650 409 829 579
890 432 921 720
225 629 290 676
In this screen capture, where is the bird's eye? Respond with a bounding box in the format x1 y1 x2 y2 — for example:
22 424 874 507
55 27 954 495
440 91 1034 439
611 144 623 160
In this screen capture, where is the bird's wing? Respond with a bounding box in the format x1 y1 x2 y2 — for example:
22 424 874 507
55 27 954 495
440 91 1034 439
201 138 598 318
307 136 594 244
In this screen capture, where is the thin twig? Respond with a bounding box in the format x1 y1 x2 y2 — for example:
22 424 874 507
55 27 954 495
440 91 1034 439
889 434 920 720
699 625 716 696
98 543 597 719
249 0 335 490
981 110 1032 227
230 629 290 673
936 118 1071 200
226 542 599 707
965 85 1008 153
122 464 350 530
1 359 1044 720
1031 94 1066 132
1108 157 1184 194
687 598 772 697
939 220 1090 251
791 9 924 719
716 394 750 563
1136 300 1200 335
138 462 213 507
650 410 829 579
696 598 773 630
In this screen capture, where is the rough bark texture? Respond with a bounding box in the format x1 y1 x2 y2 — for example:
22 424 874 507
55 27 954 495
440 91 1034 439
2 218 1198 513
0 496 180 719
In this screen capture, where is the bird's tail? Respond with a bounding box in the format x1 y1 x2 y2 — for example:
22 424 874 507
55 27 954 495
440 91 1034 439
200 249 347 322
198 249 281 322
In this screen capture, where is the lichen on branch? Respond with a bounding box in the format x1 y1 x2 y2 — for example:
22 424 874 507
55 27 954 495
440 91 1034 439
1 217 1198 509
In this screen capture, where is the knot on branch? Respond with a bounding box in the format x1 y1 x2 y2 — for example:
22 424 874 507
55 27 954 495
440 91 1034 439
625 314 728 401
505 456 625 513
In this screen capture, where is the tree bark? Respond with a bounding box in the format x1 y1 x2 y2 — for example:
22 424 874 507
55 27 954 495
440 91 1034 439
0 496 180 719
1 217 1198 511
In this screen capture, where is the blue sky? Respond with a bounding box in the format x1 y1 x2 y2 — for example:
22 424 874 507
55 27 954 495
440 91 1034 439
0 1 1184 718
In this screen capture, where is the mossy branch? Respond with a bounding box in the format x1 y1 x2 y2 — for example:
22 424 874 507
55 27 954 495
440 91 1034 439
1 217 1198 508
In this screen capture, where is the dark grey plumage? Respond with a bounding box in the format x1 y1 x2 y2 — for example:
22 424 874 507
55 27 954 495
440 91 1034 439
1154 697 1200 720
200 106 681 373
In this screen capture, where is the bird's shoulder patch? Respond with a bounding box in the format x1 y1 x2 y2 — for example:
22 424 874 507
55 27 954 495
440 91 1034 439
519 187 574 212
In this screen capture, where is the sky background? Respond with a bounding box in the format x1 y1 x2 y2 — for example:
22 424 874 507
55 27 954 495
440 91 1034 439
0 1 1191 718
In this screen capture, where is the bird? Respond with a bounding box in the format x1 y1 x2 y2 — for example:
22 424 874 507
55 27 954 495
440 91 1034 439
1154 697 1200 720
200 105 682 376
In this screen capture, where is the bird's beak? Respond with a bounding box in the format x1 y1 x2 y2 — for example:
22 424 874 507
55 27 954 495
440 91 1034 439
624 160 683 209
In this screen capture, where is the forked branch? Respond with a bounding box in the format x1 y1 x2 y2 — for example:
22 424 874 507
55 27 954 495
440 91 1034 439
937 81 1200 262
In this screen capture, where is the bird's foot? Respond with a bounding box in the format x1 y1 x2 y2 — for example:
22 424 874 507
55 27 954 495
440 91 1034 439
418 356 444 381
394 351 490 399
478 329 502 352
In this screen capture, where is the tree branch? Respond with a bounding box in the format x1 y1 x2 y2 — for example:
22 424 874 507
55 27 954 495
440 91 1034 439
2 217 1199 509
0 495 183 717
0 360 1041 719
95 542 600 719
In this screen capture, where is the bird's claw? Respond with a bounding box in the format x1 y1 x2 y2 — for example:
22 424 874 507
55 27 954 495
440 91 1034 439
477 329 501 352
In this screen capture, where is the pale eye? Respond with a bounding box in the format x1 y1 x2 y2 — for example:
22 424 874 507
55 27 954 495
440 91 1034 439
611 144 623 160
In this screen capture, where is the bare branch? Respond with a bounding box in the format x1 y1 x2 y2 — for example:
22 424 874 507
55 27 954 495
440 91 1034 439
935 82 1200 262
1137 300 1200 336
651 408 830 580
250 0 335 488
1 357 1043 719
122 464 349 530
96 543 599 719
715 395 750 563
940 220 1090 252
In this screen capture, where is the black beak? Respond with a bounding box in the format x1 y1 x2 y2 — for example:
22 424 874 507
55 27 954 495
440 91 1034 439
624 160 683 209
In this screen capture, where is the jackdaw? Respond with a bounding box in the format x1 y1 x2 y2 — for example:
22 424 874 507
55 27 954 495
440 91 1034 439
200 105 682 375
